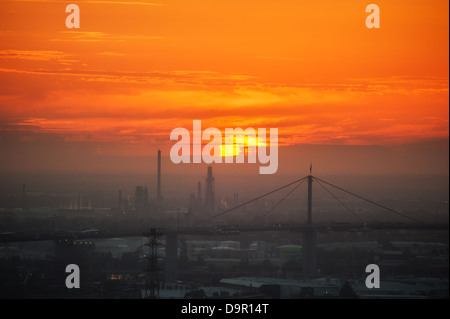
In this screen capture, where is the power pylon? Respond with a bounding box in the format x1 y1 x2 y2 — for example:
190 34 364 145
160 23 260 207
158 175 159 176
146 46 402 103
143 228 163 299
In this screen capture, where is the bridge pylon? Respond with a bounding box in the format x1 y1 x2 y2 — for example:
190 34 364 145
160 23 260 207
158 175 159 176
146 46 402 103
303 173 317 279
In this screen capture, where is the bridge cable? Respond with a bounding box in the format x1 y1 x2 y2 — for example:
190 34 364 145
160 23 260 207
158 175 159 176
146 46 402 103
312 176 423 224
196 175 309 225
264 178 307 218
314 178 366 224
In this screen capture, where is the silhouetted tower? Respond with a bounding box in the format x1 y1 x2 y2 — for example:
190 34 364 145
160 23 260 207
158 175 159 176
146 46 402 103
303 166 317 278
118 190 122 210
307 174 312 225
205 166 215 214
157 149 162 207
144 229 162 299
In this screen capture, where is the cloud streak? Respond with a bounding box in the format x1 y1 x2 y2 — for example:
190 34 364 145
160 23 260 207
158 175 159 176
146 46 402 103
0 50 78 64
51 31 163 42
1 71 447 148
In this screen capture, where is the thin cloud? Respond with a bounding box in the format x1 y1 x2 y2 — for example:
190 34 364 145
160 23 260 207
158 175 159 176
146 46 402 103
97 52 126 57
0 50 78 64
0 67 257 88
256 56 305 62
51 31 164 42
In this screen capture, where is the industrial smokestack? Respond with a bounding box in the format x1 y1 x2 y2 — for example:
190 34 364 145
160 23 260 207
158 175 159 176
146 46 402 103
118 190 122 210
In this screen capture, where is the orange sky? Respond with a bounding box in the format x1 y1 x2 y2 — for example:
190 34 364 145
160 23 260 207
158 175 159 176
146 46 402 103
0 0 448 161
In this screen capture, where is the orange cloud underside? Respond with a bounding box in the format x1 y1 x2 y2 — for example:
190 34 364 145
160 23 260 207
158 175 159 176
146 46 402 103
0 0 448 156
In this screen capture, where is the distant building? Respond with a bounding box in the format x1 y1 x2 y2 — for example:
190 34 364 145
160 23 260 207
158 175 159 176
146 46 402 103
220 277 340 299
205 166 215 214
189 181 202 212
275 245 302 260
135 186 148 213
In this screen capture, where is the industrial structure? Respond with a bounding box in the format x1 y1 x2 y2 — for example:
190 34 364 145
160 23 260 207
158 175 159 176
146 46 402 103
144 228 162 299
205 166 215 215
303 174 317 278
2 166 434 297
